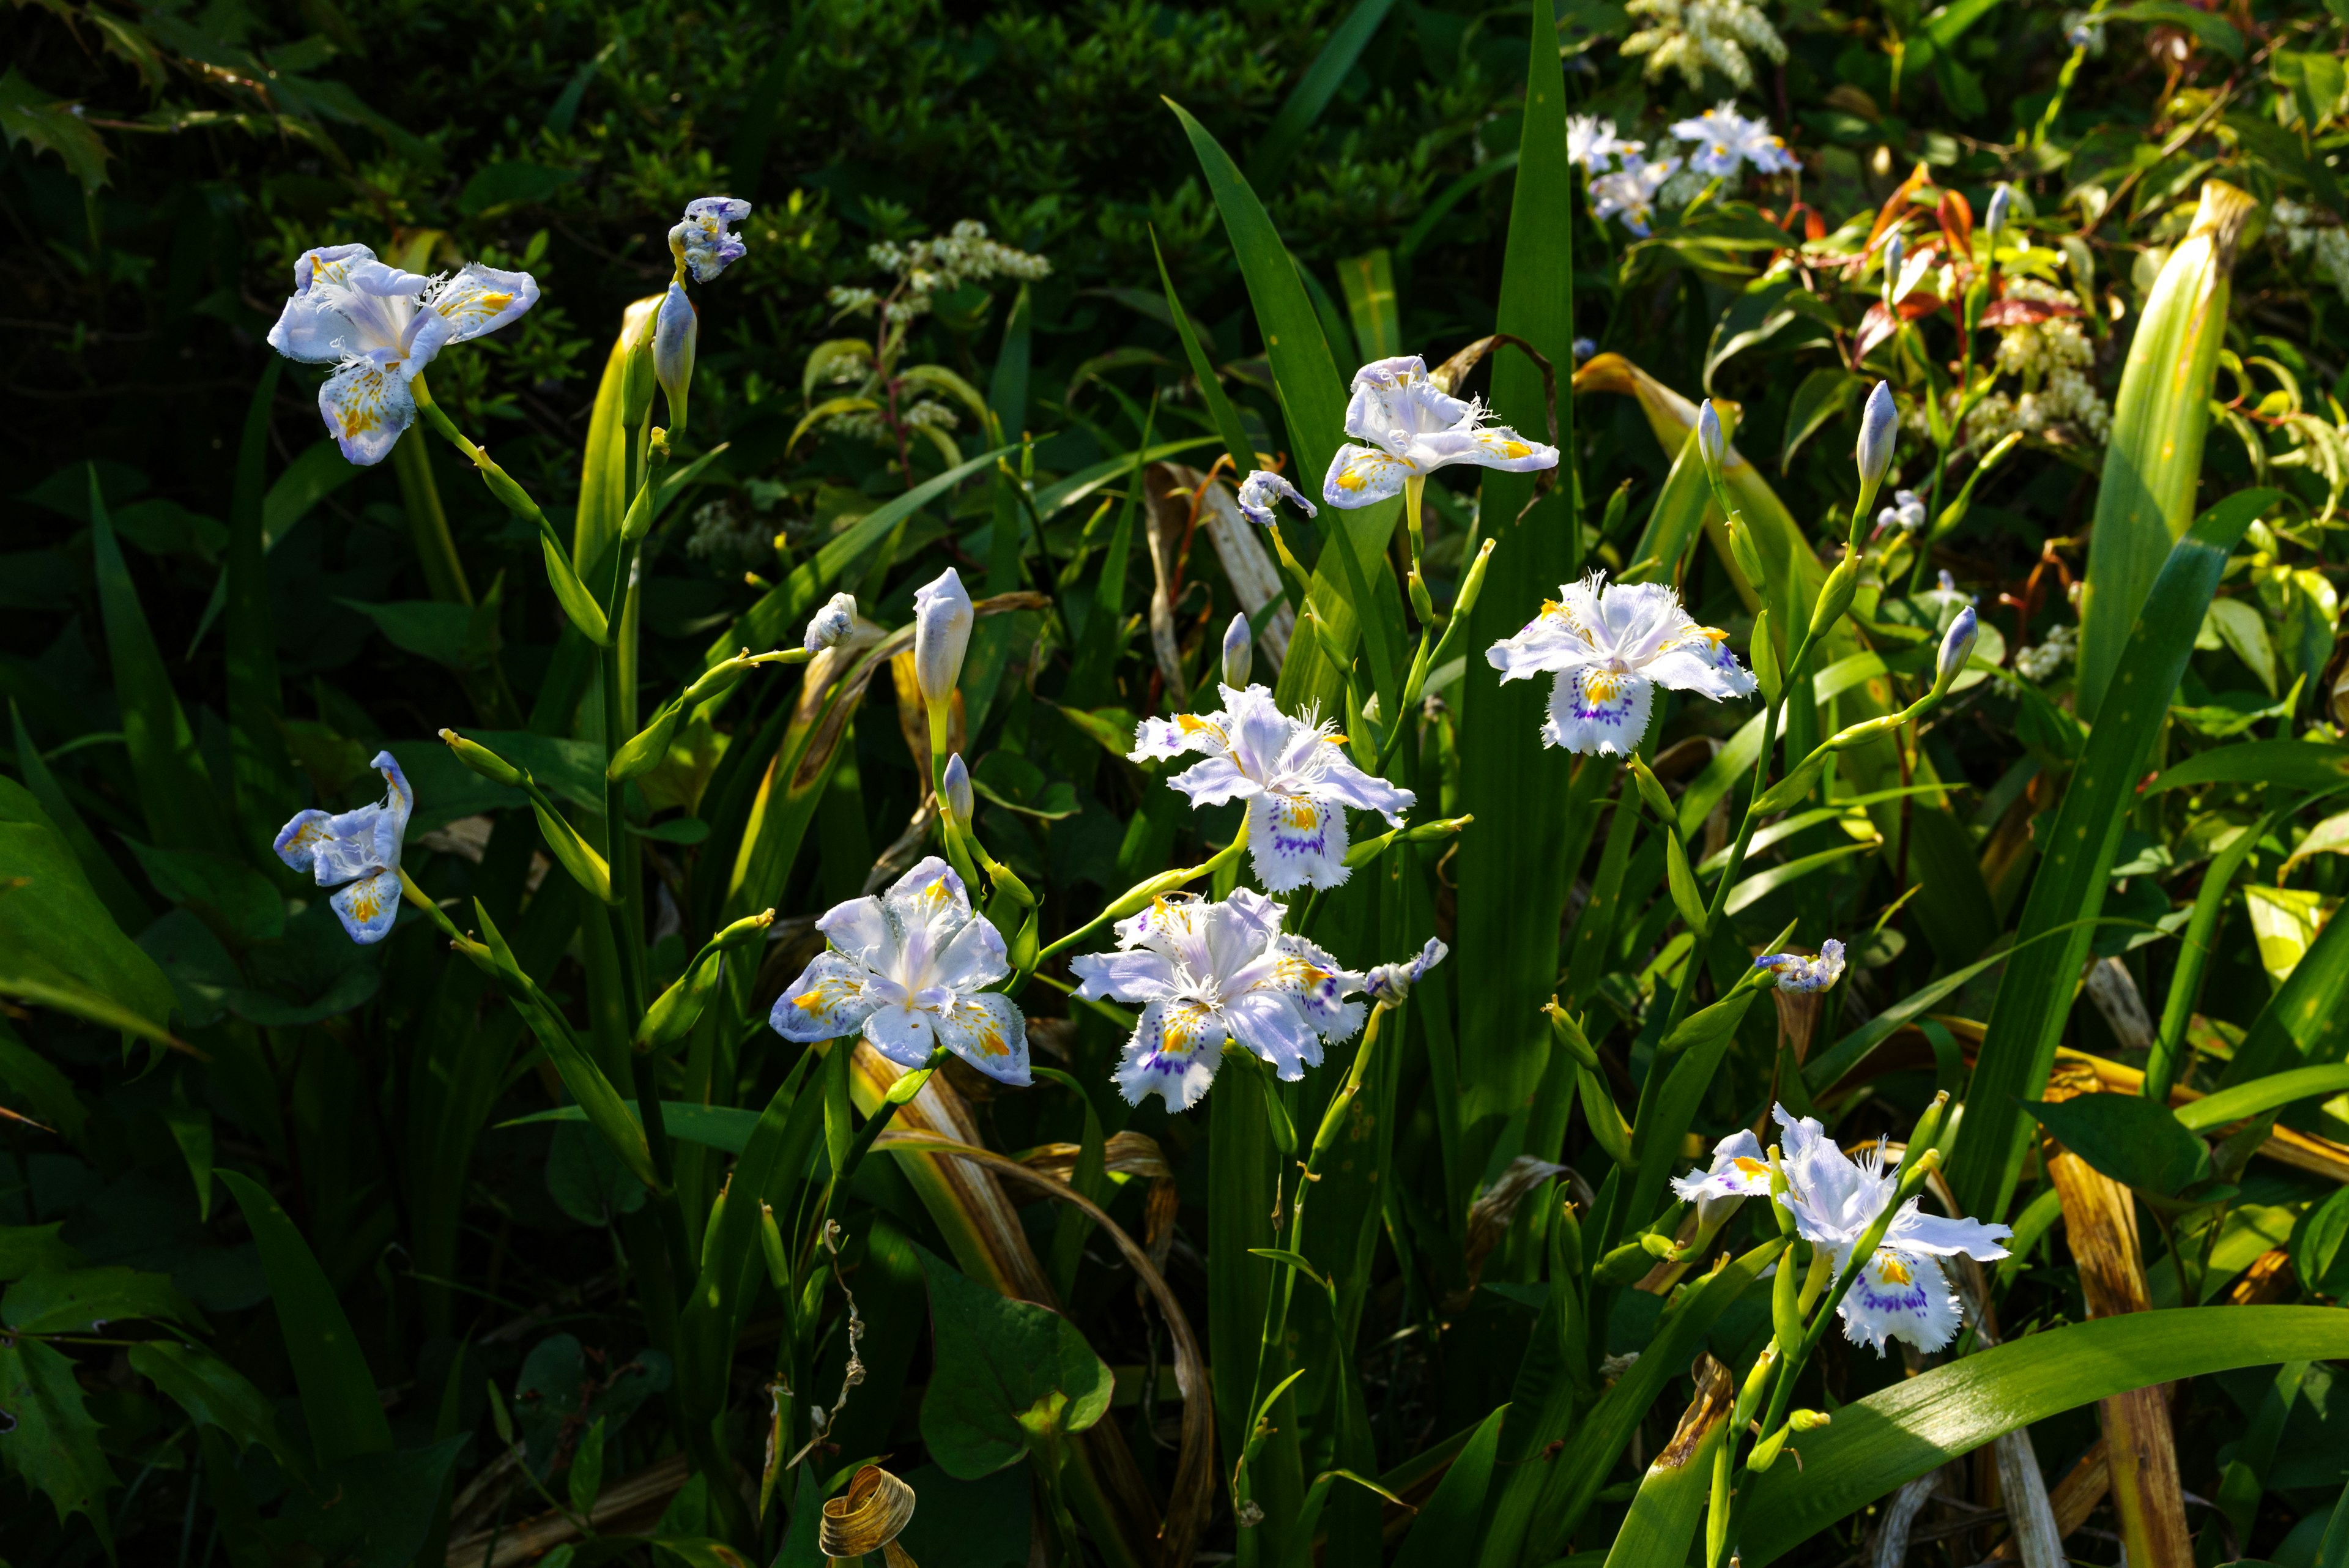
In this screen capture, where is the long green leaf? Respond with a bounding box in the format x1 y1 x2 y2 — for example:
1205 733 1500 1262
1393 1404 1508 1568
1742 1306 2349 1565
2075 182 2254 719
1602 1399 1725 1568
1449 0 1583 1175
1949 487 2274 1223
225 359 295 848
1156 232 1260 480
217 1170 392 1467
1169 97 1407 719
2218 902 2349 1085
89 467 230 853
2180 1064 2349 1129
1247 0 1398 189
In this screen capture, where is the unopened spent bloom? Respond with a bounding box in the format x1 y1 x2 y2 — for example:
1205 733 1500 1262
1236 470 1316 528
1364 937 1449 1006
1753 939 1846 993
1070 890 1367 1110
673 196 752 283
1324 356 1557 507
1133 685 1413 893
1222 612 1253 689
274 751 414 943
912 568 975 711
1487 573 1756 756
1773 1105 2011 1353
804 592 858 653
267 245 538 465
767 856 1030 1085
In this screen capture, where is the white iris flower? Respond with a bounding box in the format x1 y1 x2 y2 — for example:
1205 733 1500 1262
1589 154 1680 236
1486 573 1756 756
767 856 1030 1086
267 245 538 466
1773 1107 2012 1354
1669 102 1798 179
1322 356 1558 508
1070 890 1366 1111
1671 1127 1773 1224
1131 685 1415 893
273 751 414 944
1568 116 1644 171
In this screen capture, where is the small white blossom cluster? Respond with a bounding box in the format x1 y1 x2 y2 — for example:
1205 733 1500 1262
2013 622 2077 682
1622 0 1788 91
1916 281 2110 450
1572 105 1792 235
828 221 1051 325
2275 199 2349 307
685 498 773 572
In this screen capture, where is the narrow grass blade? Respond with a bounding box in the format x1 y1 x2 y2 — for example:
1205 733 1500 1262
1949 488 2274 1222
1154 234 1258 478
88 467 231 853
2217 900 2349 1085
1337 249 1401 361
217 1170 392 1466
1392 1403 1508 1568
1246 0 1398 190
1739 1308 2349 1565
2076 180 2257 719
1169 97 1406 718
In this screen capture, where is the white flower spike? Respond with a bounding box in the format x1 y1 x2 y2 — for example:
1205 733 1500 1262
804 591 858 653
1753 939 1846 993
1364 937 1448 1006
673 196 752 283
1772 1107 2012 1353
1069 890 1367 1111
1236 469 1318 528
1131 685 1415 892
1323 356 1557 508
1486 573 1757 756
1669 102 1797 179
768 856 1030 1085
1589 154 1679 237
267 244 538 465
273 751 414 943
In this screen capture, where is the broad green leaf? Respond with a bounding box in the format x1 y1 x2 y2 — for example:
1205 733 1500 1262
1950 489 2271 1222
0 67 111 190
0 776 176 1033
218 1169 393 1466
124 838 284 942
1742 1307 2349 1564
2104 0 2245 58
128 1340 306 1479
9 699 150 933
2241 884 2329 984
1601 1394 1726 1568
916 1246 1113 1479
0 1336 114 1548
2 1265 206 1334
2074 195 2256 718
2024 1094 2211 1195
1449 0 1583 1183
0 1222 84 1281
272 1435 469 1568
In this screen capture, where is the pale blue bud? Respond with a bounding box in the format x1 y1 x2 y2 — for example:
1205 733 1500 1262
941 752 973 827
1857 381 1897 492
1934 604 1978 696
1222 612 1252 689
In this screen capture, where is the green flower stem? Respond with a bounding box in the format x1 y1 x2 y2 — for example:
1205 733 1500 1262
1029 829 1250 973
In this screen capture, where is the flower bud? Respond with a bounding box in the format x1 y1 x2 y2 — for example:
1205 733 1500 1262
618 294 662 430
1627 757 1677 823
804 591 857 653
1808 549 1861 641
1696 399 1727 481
1408 565 1436 624
1984 184 2011 241
941 752 974 828
1454 537 1497 619
1933 604 1978 697
1544 1000 1602 1070
1221 612 1252 689
440 728 526 788
912 567 974 713
653 281 697 433
1856 381 1897 508
1725 516 1768 593
1880 232 1904 312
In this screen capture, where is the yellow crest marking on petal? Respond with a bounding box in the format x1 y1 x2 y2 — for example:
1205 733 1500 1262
1731 1156 1768 1177
346 885 381 921
1872 1250 1913 1286
1282 797 1319 830
1583 669 1628 703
